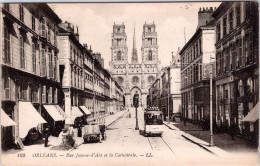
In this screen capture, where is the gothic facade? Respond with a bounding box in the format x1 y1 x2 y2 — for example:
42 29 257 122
110 22 160 108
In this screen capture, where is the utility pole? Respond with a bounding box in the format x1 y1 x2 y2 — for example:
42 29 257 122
209 56 214 147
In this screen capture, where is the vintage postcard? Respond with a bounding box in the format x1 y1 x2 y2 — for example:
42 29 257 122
1 1 259 166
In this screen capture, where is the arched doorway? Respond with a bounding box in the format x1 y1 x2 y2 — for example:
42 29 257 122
130 86 142 107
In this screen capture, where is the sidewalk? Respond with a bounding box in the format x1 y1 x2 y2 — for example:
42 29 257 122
54 110 128 147
164 120 258 154
2 110 128 154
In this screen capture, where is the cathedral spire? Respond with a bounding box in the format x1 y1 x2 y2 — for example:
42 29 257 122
132 24 138 63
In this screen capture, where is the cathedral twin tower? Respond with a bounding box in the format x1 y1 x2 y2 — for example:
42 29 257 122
110 22 160 108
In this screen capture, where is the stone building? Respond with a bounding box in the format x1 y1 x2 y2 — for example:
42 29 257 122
212 2 259 140
180 7 216 127
58 22 88 126
1 3 63 149
147 49 181 121
109 22 160 108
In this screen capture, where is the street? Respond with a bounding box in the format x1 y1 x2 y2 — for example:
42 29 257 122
2 107 258 166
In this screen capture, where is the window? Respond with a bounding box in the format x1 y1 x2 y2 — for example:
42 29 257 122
223 16 227 36
245 2 251 19
54 88 58 104
229 10 233 31
48 87 52 103
148 27 151 32
238 80 244 97
19 82 27 100
54 55 57 80
32 43 36 72
41 49 46 76
32 15 35 31
71 68 74 86
31 85 38 102
47 25 51 41
70 46 73 59
148 50 152 61
231 42 236 70
4 4 9 11
41 18 46 38
117 28 120 33
19 4 24 22
216 23 221 41
4 77 10 100
4 25 11 64
20 36 25 69
132 76 139 85
249 32 254 63
48 52 53 78
42 86 46 103
148 38 152 45
117 51 122 61
236 4 241 26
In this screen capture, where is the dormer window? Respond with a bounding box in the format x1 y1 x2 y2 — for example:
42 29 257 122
148 27 151 32
117 28 120 33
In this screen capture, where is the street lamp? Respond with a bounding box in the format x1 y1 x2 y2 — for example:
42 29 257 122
167 77 172 124
133 91 139 130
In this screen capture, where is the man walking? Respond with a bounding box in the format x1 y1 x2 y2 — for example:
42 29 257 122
44 126 51 147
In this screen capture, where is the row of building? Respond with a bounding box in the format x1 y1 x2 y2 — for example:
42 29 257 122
148 2 259 144
1 3 124 150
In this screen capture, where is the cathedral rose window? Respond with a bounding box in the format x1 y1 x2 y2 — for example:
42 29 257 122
117 76 124 85
132 76 139 85
148 75 155 84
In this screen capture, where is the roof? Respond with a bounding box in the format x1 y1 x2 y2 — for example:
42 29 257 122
179 24 215 55
212 2 234 19
38 3 62 24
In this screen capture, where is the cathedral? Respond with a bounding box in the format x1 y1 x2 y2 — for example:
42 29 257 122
109 22 161 108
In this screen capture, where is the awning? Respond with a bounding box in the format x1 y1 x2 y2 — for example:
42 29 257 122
71 106 84 123
79 106 91 115
242 102 259 122
43 105 64 121
19 101 47 139
54 105 69 119
1 109 17 127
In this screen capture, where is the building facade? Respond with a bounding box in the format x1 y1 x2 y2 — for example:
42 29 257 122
180 7 216 127
147 50 182 121
212 2 259 138
110 22 160 108
1 3 63 149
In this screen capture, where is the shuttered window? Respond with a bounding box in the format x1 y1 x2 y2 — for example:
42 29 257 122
20 36 25 69
4 25 11 64
4 77 10 100
41 17 46 38
32 43 36 72
42 86 46 103
41 49 46 76
48 52 53 78
48 87 52 104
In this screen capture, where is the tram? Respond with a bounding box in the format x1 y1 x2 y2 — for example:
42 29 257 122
144 107 163 136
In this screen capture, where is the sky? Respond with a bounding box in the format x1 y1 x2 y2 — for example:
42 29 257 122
49 2 221 70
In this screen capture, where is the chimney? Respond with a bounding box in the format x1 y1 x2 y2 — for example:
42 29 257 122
74 26 79 41
197 7 214 29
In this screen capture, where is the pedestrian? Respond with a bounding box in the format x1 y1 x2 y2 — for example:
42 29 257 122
44 125 51 147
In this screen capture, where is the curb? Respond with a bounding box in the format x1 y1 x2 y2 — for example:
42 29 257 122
163 122 216 155
107 111 129 127
181 135 215 155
